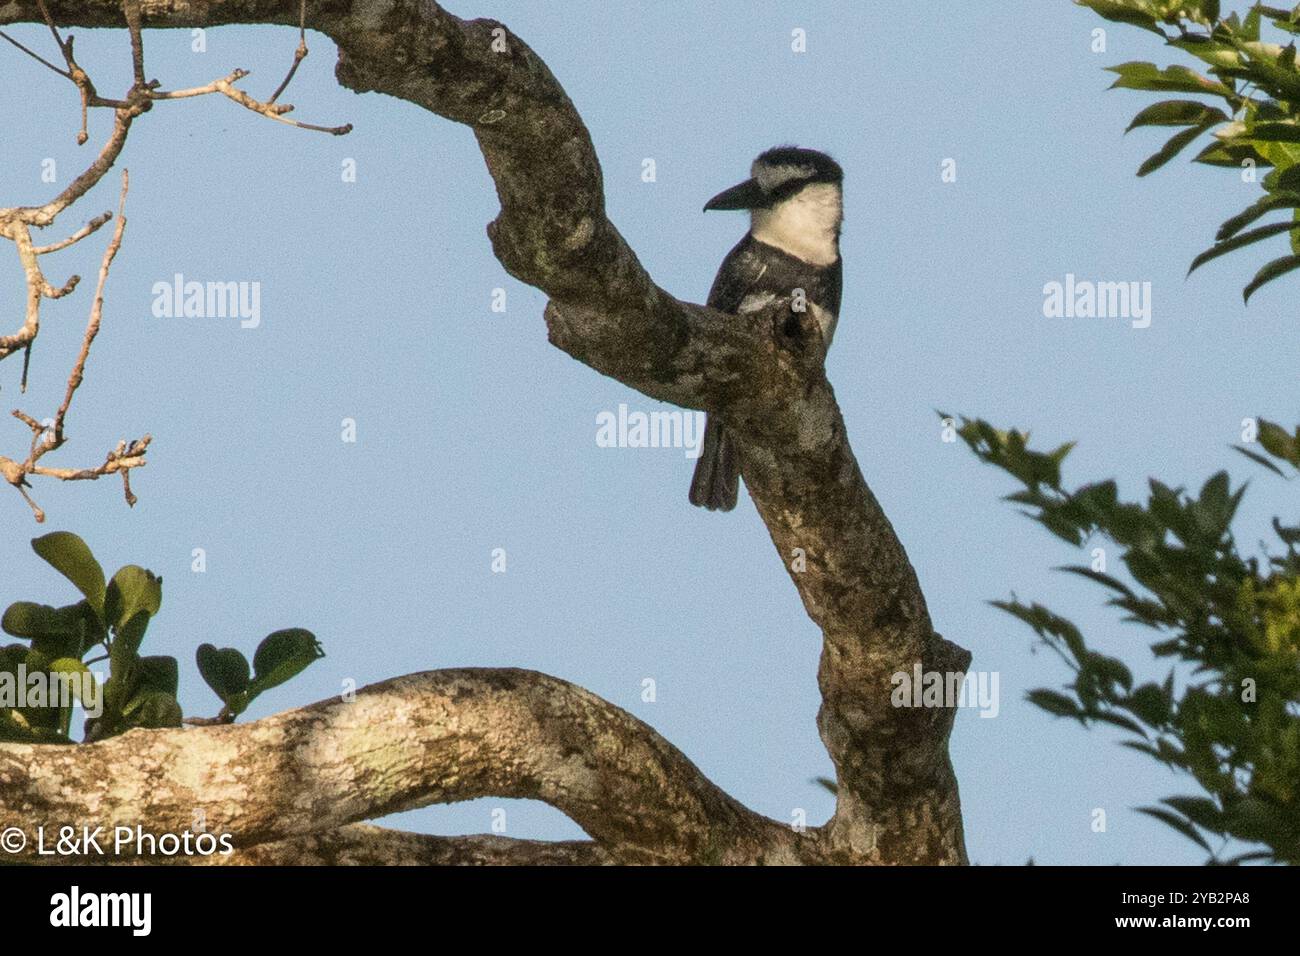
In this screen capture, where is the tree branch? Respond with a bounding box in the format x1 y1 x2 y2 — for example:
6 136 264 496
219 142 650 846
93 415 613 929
0 0 972 863
0 669 805 865
203 825 613 866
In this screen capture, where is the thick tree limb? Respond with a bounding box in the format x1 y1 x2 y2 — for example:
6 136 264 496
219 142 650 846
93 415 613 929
206 825 613 866
0 670 804 865
0 0 972 863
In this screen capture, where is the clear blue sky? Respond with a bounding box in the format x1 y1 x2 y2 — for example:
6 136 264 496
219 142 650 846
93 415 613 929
1 2 1290 864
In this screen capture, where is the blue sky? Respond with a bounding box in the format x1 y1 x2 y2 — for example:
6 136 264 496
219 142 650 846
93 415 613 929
0 1 1291 864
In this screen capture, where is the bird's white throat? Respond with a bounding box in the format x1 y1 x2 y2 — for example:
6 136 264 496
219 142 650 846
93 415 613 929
750 182 842 266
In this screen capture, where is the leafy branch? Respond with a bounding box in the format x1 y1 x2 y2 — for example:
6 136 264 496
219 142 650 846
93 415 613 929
947 410 1300 864
1079 0 1300 300
1 531 323 743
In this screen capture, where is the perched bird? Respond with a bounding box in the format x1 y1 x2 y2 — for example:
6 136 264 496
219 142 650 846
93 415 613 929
689 146 844 512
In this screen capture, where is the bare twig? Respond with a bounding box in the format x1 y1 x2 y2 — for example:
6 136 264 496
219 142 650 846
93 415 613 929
152 68 351 135
4 173 148 521
32 210 113 255
268 0 309 104
49 172 130 450
0 29 70 78
0 0 350 521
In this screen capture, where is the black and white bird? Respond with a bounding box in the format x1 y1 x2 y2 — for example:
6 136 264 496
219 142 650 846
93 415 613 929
689 146 844 512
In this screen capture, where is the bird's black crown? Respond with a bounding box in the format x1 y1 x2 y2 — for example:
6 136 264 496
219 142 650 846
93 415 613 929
753 146 843 186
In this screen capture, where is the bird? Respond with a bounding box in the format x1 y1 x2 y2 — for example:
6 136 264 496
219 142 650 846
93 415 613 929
688 145 844 512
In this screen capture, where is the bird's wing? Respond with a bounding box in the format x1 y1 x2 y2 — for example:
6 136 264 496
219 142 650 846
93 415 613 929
707 233 842 318
706 234 766 314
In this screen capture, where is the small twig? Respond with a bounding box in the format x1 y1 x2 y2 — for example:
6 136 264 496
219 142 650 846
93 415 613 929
4 173 149 521
0 30 72 79
1 0 350 521
16 483 44 523
183 711 235 727
32 210 113 255
48 172 129 451
42 274 80 299
152 69 351 135
34 0 66 59
268 0 309 104
149 68 250 100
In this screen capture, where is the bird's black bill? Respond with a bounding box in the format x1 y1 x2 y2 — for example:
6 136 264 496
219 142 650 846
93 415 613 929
703 177 769 212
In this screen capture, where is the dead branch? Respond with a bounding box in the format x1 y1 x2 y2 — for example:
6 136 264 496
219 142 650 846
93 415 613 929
0 0 351 521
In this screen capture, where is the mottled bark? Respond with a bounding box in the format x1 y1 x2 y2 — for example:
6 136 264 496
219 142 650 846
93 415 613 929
208 826 614 866
2 670 805 865
0 0 971 864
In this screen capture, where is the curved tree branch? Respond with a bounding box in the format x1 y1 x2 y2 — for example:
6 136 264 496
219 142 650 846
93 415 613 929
210 825 614 866
0 0 972 864
1 670 804 865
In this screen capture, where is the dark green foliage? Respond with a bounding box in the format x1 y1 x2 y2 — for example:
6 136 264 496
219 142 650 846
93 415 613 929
1 532 323 743
196 629 323 721
949 410 1300 864
1078 0 1300 299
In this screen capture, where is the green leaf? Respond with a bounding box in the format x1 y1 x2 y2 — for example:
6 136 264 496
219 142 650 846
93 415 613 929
1089 652 1134 692
1221 796 1288 842
121 690 182 729
1243 253 1300 302
1243 3 1262 42
0 644 27 675
31 532 105 615
1136 806 1212 850
1257 418 1299 464
108 611 151 686
1140 120 1221 176
103 566 162 632
1272 515 1300 543
1247 122 1300 141
133 655 178 698
1027 688 1084 719
1056 565 1138 599
1107 61 1233 97
0 707 70 744
1075 0 1167 36
995 601 1088 660
46 656 92 735
1 602 97 660
249 628 324 697
1125 99 1227 132
1127 682 1172 725
1187 220 1299 275
1216 191 1300 240
196 644 251 704
1193 137 1271 168
1093 710 1147 736
1162 795 1225 833
1231 443 1288 476
2 602 73 641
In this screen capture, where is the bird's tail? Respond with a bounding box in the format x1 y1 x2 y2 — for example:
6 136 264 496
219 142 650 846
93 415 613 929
689 414 739 512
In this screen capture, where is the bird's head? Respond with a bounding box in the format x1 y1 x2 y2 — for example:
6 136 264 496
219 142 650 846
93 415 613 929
704 146 843 265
